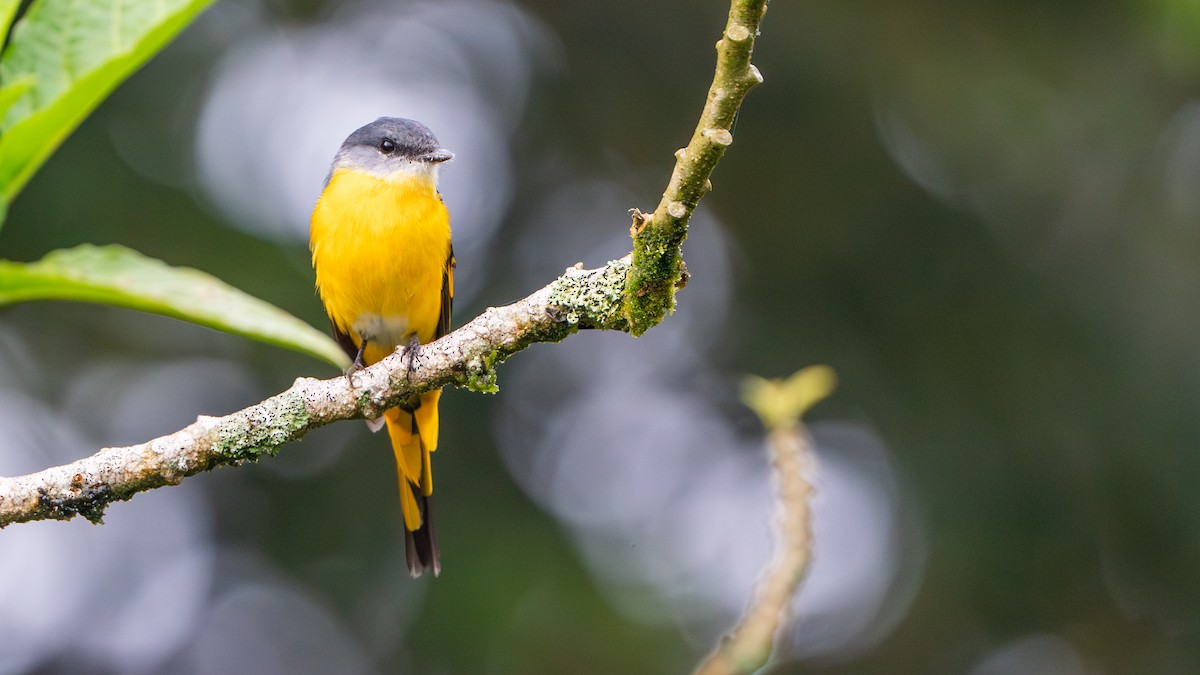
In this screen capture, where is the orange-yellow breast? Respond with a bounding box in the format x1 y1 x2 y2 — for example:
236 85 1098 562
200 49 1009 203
310 167 451 365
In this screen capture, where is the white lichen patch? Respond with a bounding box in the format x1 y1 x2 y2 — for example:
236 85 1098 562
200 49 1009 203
548 258 631 329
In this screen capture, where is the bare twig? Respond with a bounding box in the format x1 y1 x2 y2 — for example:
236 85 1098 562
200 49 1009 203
693 421 815 675
693 366 836 675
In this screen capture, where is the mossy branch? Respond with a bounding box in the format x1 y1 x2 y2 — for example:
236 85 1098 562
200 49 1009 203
624 0 767 335
0 259 631 527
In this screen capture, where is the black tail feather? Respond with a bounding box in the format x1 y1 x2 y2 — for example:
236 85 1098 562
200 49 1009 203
404 493 441 578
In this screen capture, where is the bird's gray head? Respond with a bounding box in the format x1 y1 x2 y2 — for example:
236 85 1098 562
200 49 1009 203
329 117 453 183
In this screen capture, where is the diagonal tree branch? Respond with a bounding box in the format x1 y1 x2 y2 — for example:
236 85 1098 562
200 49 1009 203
0 259 630 527
0 0 769 527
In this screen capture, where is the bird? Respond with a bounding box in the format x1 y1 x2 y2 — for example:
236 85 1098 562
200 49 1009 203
309 117 454 577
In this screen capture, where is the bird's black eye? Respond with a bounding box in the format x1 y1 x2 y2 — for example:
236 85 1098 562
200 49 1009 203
380 139 396 154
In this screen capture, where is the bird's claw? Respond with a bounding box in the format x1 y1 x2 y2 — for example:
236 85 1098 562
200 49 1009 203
405 335 421 378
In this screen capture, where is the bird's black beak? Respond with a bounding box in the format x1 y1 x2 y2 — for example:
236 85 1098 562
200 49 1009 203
421 149 454 164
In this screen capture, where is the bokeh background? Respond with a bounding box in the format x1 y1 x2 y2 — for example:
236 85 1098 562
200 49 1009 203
3 0 1200 672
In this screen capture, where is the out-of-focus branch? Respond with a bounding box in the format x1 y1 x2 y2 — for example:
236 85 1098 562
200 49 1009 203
624 0 768 335
0 260 631 527
694 366 836 675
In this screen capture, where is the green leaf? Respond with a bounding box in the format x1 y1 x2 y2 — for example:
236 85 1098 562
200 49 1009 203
1 0 20 47
741 365 837 429
0 0 216 206
0 244 350 369
0 75 32 118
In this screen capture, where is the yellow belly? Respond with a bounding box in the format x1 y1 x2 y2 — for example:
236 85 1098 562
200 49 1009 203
310 167 451 364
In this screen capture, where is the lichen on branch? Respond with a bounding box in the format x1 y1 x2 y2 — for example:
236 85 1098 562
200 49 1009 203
624 0 768 336
0 258 636 528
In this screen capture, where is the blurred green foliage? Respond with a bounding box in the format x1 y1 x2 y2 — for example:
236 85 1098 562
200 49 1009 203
1 0 214 201
0 0 342 366
742 365 837 429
